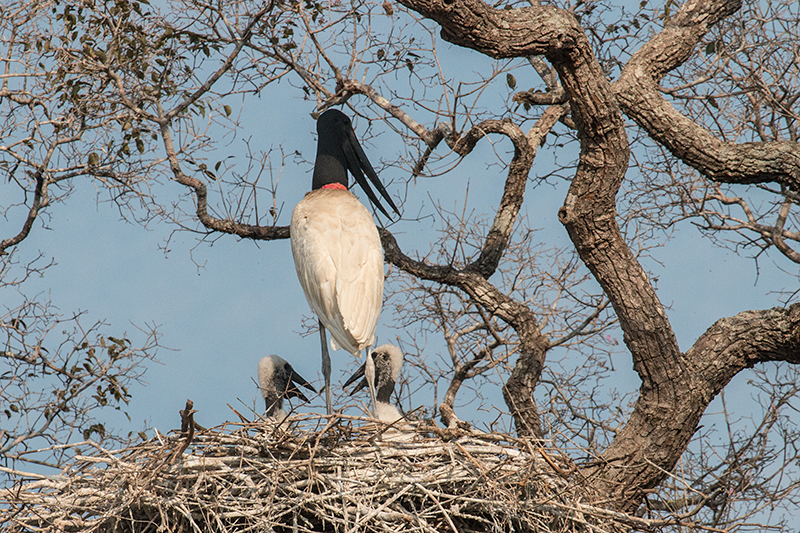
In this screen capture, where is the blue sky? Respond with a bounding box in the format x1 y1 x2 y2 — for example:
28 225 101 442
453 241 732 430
3 2 797 457
13 104 792 440
2 3 798 530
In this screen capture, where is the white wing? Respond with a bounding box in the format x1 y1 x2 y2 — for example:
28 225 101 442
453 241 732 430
290 189 384 355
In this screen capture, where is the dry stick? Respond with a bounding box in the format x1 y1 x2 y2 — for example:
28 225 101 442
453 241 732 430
227 404 250 424
344 484 414 533
537 446 576 479
415 483 459 533
453 442 487 477
171 400 198 463
3 413 660 533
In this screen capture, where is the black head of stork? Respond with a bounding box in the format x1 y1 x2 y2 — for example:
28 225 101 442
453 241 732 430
258 355 316 418
312 109 400 219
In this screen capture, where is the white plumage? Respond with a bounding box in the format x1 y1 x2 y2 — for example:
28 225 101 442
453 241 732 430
344 344 404 422
291 190 384 354
257 355 315 421
290 109 399 415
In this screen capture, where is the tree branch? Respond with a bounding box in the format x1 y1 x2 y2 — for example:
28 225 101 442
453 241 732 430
0 173 46 256
156 101 289 240
614 0 800 192
689 304 800 385
382 228 549 436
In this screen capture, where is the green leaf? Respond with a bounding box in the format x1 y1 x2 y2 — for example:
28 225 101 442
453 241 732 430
83 423 106 440
506 73 516 90
109 336 129 346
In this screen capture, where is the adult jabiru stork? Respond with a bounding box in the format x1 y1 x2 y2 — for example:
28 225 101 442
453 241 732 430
343 344 404 422
257 355 316 421
290 109 399 415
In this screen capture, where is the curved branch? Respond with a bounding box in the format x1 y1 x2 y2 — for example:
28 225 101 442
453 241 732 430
1 131 65 255
468 106 566 278
451 119 534 279
396 0 574 60
339 79 435 146
689 304 800 385
592 303 800 509
0 173 46 256
341 80 561 284
614 0 800 192
362 100 565 438
156 102 288 240
382 228 549 437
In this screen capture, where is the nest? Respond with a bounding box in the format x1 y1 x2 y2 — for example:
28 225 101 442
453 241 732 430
1 413 649 532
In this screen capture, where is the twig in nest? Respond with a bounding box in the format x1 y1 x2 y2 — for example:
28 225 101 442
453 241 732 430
3 413 680 533
172 399 205 463
227 403 250 423
439 402 471 435
537 446 576 479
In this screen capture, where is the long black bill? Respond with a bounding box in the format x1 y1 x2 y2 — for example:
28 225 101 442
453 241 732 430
285 367 316 403
342 127 400 220
342 362 368 395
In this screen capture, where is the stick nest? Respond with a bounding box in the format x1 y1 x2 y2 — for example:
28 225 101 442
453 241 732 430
2 414 642 532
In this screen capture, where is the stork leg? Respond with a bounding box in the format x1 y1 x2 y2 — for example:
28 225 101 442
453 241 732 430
318 320 332 415
363 347 379 418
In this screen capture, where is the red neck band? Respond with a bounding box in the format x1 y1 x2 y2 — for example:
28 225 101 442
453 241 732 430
321 183 347 190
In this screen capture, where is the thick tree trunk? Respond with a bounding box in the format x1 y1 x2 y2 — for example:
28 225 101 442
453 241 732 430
398 0 800 511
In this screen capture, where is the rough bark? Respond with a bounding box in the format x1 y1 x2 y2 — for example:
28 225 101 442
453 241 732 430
614 0 800 192
591 303 800 507
398 0 800 510
149 0 799 510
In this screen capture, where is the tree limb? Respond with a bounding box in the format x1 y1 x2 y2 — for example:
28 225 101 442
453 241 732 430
614 0 800 192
